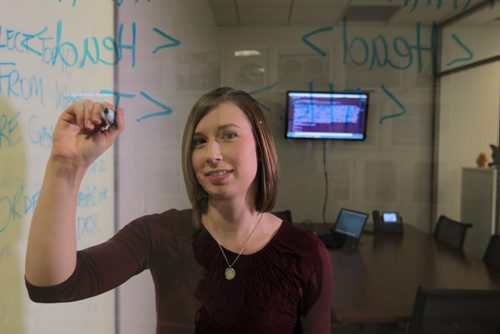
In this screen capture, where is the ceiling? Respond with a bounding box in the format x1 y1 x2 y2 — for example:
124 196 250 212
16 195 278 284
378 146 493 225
207 0 500 27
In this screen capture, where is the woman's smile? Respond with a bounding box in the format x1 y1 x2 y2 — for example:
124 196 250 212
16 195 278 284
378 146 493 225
204 169 234 183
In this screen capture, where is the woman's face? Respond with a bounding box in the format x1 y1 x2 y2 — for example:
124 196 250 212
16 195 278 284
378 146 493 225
191 101 258 203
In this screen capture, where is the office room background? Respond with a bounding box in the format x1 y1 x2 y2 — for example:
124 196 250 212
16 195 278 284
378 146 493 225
0 0 499 333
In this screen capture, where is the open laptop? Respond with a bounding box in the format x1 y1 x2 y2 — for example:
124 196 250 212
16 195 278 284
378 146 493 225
319 208 369 250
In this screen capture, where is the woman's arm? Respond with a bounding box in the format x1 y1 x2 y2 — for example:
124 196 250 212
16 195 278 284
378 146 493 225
25 100 124 287
302 242 334 334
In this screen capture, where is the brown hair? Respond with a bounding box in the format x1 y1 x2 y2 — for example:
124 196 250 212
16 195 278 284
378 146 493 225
181 87 278 228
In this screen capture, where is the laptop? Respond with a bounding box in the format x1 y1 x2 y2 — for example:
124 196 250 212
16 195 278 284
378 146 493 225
319 208 369 250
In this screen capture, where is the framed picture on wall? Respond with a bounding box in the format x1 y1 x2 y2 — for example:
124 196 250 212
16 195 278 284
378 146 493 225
344 61 402 90
174 51 223 93
277 48 331 91
232 47 268 91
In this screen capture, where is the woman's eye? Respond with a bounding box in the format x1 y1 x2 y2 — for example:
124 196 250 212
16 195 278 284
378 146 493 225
192 137 206 147
222 131 237 140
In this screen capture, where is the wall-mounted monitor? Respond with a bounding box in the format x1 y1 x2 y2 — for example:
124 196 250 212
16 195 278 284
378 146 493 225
285 91 369 140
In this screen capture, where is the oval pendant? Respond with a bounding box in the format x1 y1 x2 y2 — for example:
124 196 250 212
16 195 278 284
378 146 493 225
225 267 236 280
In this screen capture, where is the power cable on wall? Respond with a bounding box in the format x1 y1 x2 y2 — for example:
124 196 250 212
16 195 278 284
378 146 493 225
322 141 328 224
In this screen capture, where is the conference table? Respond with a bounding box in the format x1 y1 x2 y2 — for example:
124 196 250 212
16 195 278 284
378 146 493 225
298 223 500 324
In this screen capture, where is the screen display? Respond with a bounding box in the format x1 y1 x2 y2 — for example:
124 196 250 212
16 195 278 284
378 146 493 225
334 209 368 238
383 212 399 223
286 91 369 140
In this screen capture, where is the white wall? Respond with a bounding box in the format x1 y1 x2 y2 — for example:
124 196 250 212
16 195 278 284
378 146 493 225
436 62 500 219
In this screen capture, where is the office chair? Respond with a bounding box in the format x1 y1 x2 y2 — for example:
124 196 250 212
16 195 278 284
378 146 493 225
483 234 500 270
272 210 292 223
433 215 472 251
408 286 500 334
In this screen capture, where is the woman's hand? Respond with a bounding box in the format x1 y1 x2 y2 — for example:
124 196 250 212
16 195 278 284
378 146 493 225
50 100 124 169
25 100 124 286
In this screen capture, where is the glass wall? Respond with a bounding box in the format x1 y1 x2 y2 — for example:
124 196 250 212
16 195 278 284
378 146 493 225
435 1 500 257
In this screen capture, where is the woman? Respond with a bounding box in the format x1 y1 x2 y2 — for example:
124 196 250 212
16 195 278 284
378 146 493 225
25 87 333 333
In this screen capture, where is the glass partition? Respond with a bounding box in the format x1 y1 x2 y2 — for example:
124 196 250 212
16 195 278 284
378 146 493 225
435 0 500 258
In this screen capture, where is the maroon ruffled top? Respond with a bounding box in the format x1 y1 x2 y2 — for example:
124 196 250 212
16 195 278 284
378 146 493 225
26 209 332 333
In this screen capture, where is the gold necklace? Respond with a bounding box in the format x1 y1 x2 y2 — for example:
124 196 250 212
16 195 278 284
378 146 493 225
215 213 264 280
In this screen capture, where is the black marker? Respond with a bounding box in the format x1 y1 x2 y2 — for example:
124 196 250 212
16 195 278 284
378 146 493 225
100 108 115 131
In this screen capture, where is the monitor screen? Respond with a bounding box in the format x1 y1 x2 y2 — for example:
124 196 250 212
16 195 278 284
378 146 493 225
383 212 399 223
286 91 369 140
334 208 368 238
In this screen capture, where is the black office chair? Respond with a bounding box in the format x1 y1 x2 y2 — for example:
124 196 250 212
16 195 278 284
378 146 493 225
433 215 472 251
272 210 292 223
483 234 500 270
408 286 500 334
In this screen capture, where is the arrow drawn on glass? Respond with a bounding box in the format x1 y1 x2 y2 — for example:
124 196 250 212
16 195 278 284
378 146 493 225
301 26 333 57
446 34 473 67
379 85 406 124
152 27 181 54
137 91 172 122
